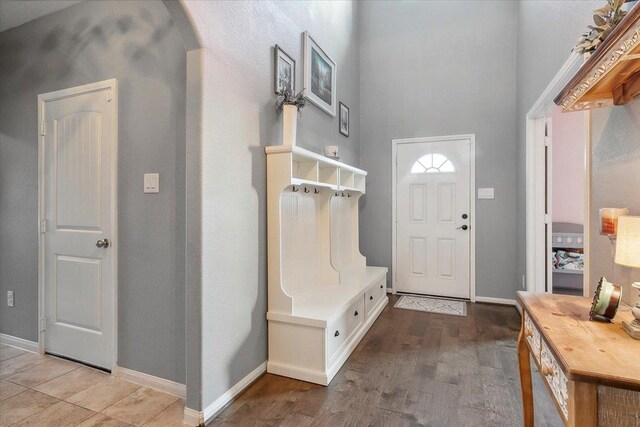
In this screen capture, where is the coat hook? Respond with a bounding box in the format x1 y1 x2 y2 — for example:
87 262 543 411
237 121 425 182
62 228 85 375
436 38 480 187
348 193 352 198
314 189 320 194
304 187 309 193
292 186 298 192
342 192 346 197
335 192 339 197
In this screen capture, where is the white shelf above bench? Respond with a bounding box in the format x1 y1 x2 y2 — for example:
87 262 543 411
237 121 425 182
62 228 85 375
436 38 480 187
265 145 367 193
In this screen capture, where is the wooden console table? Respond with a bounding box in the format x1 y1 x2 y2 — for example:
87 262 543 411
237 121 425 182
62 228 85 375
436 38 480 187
517 292 640 427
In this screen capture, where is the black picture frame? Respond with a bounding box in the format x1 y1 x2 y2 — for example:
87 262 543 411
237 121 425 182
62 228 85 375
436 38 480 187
339 102 349 137
274 45 296 94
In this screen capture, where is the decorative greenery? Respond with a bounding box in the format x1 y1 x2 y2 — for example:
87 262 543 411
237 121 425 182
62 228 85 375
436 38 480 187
276 88 306 111
573 0 629 57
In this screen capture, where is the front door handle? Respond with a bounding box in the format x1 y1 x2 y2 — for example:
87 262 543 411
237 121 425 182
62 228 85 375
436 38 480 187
456 225 468 231
96 238 110 248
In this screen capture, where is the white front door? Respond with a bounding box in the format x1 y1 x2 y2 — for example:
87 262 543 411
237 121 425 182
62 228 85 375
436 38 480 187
40 80 117 369
395 137 472 298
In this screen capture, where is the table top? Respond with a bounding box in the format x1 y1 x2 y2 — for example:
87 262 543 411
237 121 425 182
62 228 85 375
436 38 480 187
517 291 640 390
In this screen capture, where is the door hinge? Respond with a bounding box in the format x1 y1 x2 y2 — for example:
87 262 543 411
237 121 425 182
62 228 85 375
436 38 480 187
40 219 48 233
40 317 46 332
544 214 551 224
106 91 112 102
544 136 551 147
41 121 46 136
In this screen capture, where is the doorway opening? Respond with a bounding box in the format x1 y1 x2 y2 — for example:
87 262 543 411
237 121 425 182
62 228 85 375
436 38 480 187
546 106 589 296
526 53 592 297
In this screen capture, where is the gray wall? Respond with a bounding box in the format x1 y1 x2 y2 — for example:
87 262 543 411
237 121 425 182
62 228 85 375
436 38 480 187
358 0 518 299
515 0 600 294
181 0 361 410
590 99 640 306
0 0 187 383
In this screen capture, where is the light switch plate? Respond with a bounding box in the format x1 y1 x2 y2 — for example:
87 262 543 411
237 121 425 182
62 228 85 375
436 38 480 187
478 188 495 199
144 173 159 193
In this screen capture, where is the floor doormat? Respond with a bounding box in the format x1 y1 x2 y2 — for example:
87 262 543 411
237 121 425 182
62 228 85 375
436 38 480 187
394 295 467 317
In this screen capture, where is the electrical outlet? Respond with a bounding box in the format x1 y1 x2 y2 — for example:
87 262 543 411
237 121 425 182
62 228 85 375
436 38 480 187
7 291 14 307
521 275 526 289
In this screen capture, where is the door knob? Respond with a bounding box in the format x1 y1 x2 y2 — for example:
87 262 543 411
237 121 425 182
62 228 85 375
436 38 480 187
462 213 468 219
457 225 468 231
96 239 110 248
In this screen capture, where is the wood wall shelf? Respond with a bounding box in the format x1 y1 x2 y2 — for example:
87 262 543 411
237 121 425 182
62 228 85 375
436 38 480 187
555 5 640 112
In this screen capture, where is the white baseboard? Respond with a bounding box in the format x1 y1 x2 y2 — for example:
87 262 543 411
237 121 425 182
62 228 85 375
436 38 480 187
267 361 326 385
475 296 518 306
183 407 203 426
0 333 39 353
184 361 267 426
113 366 186 399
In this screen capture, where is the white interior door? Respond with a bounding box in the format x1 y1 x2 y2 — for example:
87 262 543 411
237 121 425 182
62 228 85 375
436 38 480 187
395 137 471 299
40 80 117 369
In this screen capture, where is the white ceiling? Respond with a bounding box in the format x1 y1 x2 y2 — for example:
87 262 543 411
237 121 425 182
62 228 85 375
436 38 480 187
0 0 83 32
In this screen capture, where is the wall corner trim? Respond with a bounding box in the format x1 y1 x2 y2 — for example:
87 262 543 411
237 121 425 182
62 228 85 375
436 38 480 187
183 407 204 426
113 366 186 398
0 334 39 353
183 361 267 426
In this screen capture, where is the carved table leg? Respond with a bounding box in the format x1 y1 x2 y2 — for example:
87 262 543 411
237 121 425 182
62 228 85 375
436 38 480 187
518 313 534 427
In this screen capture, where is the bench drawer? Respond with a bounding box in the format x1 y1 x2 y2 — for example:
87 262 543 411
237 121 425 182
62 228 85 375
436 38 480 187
328 297 364 362
365 278 386 316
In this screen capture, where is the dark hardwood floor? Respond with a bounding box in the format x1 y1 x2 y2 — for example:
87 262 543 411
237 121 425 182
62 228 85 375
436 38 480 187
210 295 563 426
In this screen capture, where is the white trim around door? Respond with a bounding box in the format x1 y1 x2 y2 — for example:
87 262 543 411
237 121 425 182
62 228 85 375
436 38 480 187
392 134 476 301
525 53 592 297
38 78 119 369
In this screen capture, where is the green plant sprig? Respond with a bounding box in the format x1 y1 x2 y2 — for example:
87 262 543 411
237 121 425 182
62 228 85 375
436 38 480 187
276 88 306 110
573 0 629 56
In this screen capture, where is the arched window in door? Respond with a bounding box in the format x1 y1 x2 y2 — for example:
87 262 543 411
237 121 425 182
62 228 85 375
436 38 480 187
410 153 455 174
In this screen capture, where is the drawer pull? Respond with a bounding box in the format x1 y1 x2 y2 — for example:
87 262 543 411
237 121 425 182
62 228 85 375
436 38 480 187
370 295 374 300
354 310 359 316
541 364 555 377
334 330 340 337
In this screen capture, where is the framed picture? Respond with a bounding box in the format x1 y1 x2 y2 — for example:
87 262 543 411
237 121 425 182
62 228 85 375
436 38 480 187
274 45 295 94
339 102 349 137
303 32 337 116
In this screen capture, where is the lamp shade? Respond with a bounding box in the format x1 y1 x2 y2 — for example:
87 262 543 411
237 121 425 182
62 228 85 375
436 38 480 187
615 216 640 268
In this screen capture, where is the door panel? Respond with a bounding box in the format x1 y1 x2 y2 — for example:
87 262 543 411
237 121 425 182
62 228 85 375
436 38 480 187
396 138 471 298
410 184 426 222
55 112 102 229
42 82 115 369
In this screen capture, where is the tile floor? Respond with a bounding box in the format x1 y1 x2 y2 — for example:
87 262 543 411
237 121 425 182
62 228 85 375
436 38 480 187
0 344 186 427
